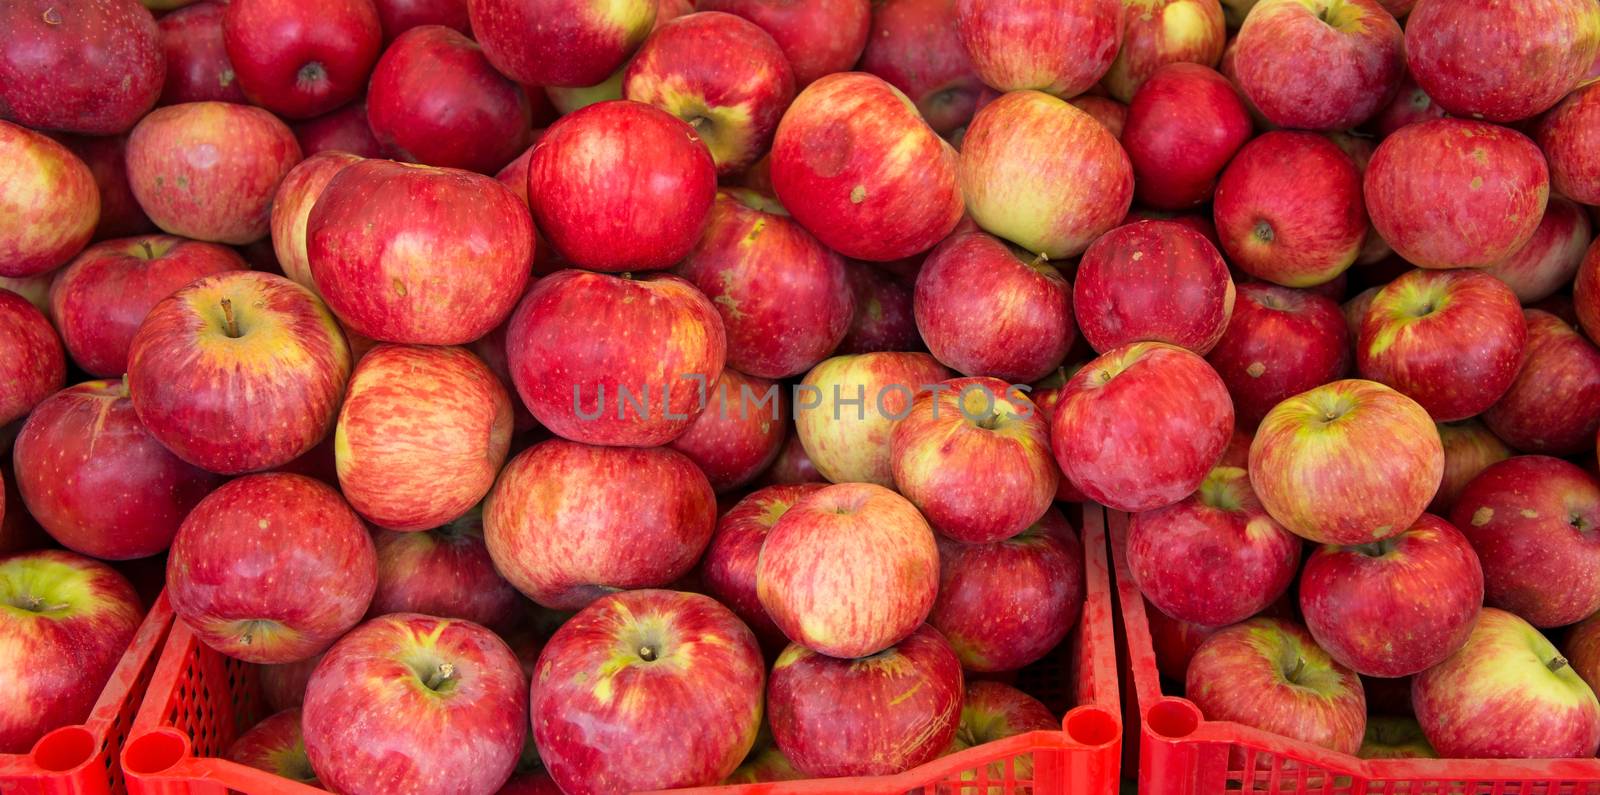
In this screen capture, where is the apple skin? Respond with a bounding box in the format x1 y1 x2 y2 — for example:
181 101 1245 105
55 133 154 242
858 0 983 136
770 73 962 263
304 613 527 795
1207 283 1351 430
292 99 384 158
468 0 655 86
127 271 351 475
1186 617 1367 755
1357 268 1528 422
308 159 533 345
1540 83 1600 206
13 379 222 560
1104 0 1226 103
1074 220 1236 355
260 655 322 712
506 270 726 448
1485 197 1593 304
1431 420 1512 516
528 101 715 272
1213 131 1366 288
757 482 939 658
675 189 853 379
1122 63 1252 211
1568 610 1600 698
126 102 304 245
1146 603 1218 681
0 290 67 429
1414 608 1600 759
335 345 513 532
50 235 247 377
931 507 1084 672
891 376 1056 543
1231 0 1403 131
532 589 765 795
0 122 100 279
1359 717 1436 760
157 1 245 105
225 709 318 785
369 510 523 631
951 681 1058 768
700 484 826 650
1300 514 1483 678
1069 95 1127 136
668 369 787 494
0 0 164 135
959 89 1133 260
0 550 141 754
696 0 870 87
838 263 921 355
914 231 1074 383
623 12 796 176
1583 239 1600 345
222 0 383 119
374 0 470 39
758 433 826 487
1129 465 1301 628
1483 310 1600 456
1052 341 1234 513
1405 0 1600 123
954 0 1122 98
1452 456 1600 628
794 352 952 486
268 151 363 293
365 26 531 175
168 473 377 663
769 624 962 776
1366 119 1550 270
484 440 715 611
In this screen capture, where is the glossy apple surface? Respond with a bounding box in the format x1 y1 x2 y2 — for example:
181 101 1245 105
0 122 100 279
158 1 245 104
1207 283 1351 429
1431 420 1512 515
222 0 383 119
0 0 164 135
1122 63 1252 211
469 0 655 86
292 99 384 158
954 0 1122 97
858 0 983 135
1483 310 1600 456
1074 220 1235 355
369 509 521 631
1539 83 1600 206
268 151 363 293
668 369 787 493
794 352 951 486
700 484 825 649
1484 197 1593 304
0 290 67 429
696 0 870 86
1104 0 1226 103
1231 0 1403 130
225 709 318 785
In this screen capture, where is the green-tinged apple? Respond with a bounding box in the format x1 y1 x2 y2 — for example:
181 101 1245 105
954 0 1123 97
1103 0 1226 103
0 121 99 278
947 682 1058 784
469 0 655 86
225 709 318 785
1431 420 1511 515
700 484 826 650
0 290 67 428
1359 717 1436 759
795 352 951 486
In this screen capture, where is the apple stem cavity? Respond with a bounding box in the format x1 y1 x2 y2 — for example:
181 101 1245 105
1252 220 1275 244
219 298 242 339
424 662 455 690
638 645 658 662
297 62 326 88
1550 655 1571 673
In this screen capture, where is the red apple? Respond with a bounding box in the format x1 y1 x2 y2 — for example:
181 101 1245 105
948 682 1059 782
369 509 521 630
1358 268 1527 421
0 122 100 278
668 369 787 493
367 25 532 174
759 433 826 487
126 102 303 245
1430 419 1512 517
1104 0 1226 103
158 1 245 105
50 235 247 377
1485 197 1593 304
858 0 982 135
838 263 921 354
1207 283 1351 429
1052 342 1234 512
292 99 384 158
1129 465 1301 627
771 73 962 262
304 613 527 794
1146 602 1219 681
1414 608 1600 759
127 271 351 475
623 12 795 175
336 345 512 532
1583 239 1600 345
696 0 869 87
268 151 363 293
960 89 1133 260
0 289 67 429
374 0 469 39
1366 119 1549 270
1301 513 1483 677
308 158 533 344
954 0 1122 97
1483 310 1600 456
1069 95 1128 136
168 473 376 662
675 189 853 379
469 0 654 86
1122 63 1252 211
794 352 952 486
260 654 322 712
13 379 221 560
0 550 141 753
222 0 383 119
1231 0 1403 130
1343 286 1380 338
225 709 318 786
1540 83 1600 206
931 507 1084 672
1074 220 1236 355
484 440 715 610
1568 610 1600 698
1405 0 1600 123
532 589 764 794
506 270 726 447
769 624 962 776
55 133 154 242
1452 456 1600 628
1372 72 1446 138
757 482 938 658
0 0 163 135
1213 131 1366 288
700 484 826 649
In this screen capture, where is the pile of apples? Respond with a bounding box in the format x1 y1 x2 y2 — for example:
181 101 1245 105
3 0 1600 790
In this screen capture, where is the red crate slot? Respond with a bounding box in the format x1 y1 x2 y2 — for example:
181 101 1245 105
120 506 1121 795
1110 509 1600 795
0 591 175 795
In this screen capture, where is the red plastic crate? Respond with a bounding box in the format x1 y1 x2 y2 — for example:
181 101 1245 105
0 591 175 795
1109 509 1600 795
119 505 1121 795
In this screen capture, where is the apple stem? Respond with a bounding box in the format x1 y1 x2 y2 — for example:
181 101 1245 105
424 662 455 690
219 298 242 339
139 240 155 259
1550 655 1570 673
1285 656 1306 683
639 645 658 662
